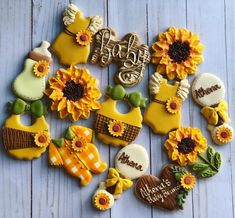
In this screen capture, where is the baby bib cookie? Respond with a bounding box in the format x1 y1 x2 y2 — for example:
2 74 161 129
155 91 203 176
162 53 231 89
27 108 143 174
2 98 50 160
135 164 195 210
192 73 233 145
144 72 190 134
51 4 102 65
152 27 204 80
48 125 107 186
94 85 147 146
93 144 149 211
12 41 52 101
91 28 150 87
45 65 101 122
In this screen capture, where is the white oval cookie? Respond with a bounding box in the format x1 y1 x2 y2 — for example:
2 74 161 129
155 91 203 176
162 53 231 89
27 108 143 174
115 144 149 180
191 73 225 106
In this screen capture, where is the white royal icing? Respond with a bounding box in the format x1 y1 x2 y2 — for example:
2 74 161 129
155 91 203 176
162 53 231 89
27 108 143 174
177 79 190 101
33 41 51 58
63 4 79 26
149 72 163 95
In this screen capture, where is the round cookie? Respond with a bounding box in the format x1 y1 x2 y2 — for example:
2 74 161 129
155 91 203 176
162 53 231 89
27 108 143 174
115 144 149 180
191 73 225 106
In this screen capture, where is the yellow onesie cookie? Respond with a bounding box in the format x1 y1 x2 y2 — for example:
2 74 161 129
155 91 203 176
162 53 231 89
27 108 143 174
2 98 50 160
144 72 190 134
94 85 147 147
51 4 102 65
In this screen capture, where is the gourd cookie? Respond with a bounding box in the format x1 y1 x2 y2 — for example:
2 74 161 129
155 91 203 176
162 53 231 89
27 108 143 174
48 126 107 186
93 144 149 210
12 41 52 101
51 4 102 65
192 73 233 145
94 85 147 146
91 28 150 87
144 72 190 134
45 65 101 122
2 98 50 160
151 27 204 80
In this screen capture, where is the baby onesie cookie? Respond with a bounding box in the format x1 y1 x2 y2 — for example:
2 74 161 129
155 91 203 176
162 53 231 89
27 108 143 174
135 164 195 210
51 4 102 65
91 28 150 87
2 98 50 160
48 125 107 186
93 144 149 210
192 73 233 145
94 85 147 146
12 41 52 101
45 65 101 122
144 72 190 134
152 27 204 80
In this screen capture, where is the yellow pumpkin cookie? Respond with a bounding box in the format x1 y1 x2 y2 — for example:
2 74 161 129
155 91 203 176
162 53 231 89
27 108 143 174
2 98 50 160
144 72 190 134
51 4 102 65
94 85 147 146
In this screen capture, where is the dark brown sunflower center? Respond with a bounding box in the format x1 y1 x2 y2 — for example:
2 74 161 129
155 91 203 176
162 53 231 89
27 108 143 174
178 137 196 154
168 41 190 63
63 80 84 101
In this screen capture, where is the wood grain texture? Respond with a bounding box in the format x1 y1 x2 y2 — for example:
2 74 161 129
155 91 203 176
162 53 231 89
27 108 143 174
0 0 234 218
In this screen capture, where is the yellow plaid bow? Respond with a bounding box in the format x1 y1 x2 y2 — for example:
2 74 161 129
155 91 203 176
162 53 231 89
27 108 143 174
105 168 133 196
201 100 229 125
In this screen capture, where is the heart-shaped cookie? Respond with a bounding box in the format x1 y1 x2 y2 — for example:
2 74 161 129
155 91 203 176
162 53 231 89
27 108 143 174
135 164 194 210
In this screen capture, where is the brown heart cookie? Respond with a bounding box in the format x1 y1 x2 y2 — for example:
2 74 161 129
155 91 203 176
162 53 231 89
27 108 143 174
135 164 195 210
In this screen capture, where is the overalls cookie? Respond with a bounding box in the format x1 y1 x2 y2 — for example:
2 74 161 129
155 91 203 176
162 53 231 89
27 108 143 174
92 144 149 210
2 98 50 160
48 125 107 186
144 72 190 134
191 73 234 145
12 41 52 101
94 85 147 146
51 4 102 65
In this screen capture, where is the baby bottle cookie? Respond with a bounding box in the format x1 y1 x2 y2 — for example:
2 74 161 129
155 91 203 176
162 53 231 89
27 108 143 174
51 4 102 65
94 85 147 146
48 125 107 186
91 28 150 87
2 98 50 160
144 72 190 134
93 144 149 210
191 73 233 145
135 164 195 210
12 41 52 101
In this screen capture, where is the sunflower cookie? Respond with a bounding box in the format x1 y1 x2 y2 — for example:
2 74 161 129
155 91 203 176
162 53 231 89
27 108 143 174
144 72 190 134
135 164 195 210
191 73 233 145
51 4 102 65
48 125 107 186
91 28 150 87
93 85 147 146
12 41 52 101
93 144 149 210
152 27 204 80
45 65 101 122
2 98 50 160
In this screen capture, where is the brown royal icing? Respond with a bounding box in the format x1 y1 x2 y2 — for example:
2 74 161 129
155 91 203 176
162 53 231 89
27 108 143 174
91 28 150 87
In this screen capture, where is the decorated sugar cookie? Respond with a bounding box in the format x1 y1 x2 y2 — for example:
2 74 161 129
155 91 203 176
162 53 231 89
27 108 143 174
135 164 195 210
152 27 204 80
192 73 233 145
2 98 50 160
94 85 147 146
144 72 190 134
45 65 101 122
12 41 52 101
51 4 102 65
93 144 149 210
48 125 107 186
91 28 150 87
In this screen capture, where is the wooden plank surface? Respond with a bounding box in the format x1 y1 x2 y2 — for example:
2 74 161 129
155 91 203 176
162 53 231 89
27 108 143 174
0 0 234 218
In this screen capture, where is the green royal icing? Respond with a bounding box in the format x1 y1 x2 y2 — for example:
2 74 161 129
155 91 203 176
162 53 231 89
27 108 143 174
65 127 75 140
52 138 65 148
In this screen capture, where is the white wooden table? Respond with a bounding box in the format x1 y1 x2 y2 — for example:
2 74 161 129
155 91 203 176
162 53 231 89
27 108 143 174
0 0 234 217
